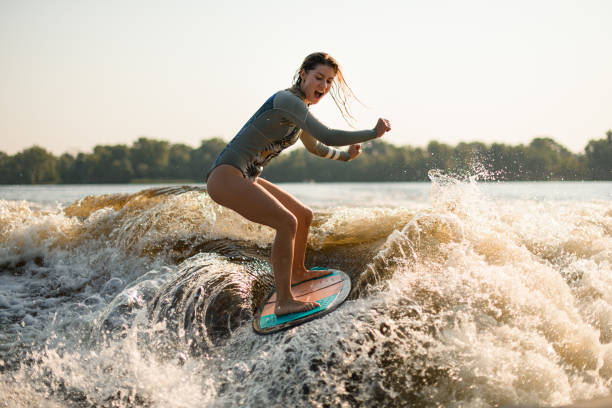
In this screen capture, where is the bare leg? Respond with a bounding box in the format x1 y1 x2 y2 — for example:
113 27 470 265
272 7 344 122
206 165 318 315
256 178 332 284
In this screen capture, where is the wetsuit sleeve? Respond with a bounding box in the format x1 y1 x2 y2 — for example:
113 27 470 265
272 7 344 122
275 91 378 146
300 131 351 161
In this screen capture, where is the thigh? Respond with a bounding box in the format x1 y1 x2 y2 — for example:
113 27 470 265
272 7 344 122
207 165 293 230
256 177 312 219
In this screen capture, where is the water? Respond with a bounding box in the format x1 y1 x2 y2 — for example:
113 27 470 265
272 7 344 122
0 182 432 208
0 178 611 407
2 181 611 207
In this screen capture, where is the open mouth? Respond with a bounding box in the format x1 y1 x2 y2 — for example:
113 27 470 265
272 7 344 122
314 90 324 98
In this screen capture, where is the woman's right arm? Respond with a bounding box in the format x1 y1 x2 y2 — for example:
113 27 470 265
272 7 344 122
301 110 378 146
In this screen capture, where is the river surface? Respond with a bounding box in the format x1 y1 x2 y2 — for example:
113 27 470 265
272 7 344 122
1 178 611 407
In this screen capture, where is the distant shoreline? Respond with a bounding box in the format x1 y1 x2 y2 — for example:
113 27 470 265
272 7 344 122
1 134 610 184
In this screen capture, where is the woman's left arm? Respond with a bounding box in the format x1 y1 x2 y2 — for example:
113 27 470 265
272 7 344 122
300 131 353 161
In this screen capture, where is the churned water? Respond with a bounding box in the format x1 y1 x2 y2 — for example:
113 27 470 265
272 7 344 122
0 177 611 407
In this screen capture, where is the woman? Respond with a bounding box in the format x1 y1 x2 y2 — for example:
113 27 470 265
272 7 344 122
206 52 391 316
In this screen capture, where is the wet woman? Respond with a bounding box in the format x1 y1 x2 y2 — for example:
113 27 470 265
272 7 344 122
206 52 391 315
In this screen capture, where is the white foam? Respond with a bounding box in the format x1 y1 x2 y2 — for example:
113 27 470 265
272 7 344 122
0 180 610 407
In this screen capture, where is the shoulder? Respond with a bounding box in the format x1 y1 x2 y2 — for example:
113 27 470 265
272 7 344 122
273 90 308 114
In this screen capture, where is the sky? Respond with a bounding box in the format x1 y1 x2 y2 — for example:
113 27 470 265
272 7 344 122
1 0 611 155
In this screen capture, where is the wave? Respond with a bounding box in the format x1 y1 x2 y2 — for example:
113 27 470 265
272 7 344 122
0 177 611 407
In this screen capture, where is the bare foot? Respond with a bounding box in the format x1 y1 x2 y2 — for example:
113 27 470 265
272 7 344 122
291 268 333 285
275 298 320 316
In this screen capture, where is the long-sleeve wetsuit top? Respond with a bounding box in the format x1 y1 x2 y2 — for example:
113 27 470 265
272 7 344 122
207 90 378 180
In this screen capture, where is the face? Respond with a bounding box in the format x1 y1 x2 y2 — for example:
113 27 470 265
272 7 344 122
299 64 336 105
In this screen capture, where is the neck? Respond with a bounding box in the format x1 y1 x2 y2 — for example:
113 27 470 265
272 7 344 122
287 85 309 105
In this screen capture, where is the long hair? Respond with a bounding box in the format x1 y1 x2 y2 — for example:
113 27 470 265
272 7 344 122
289 52 361 125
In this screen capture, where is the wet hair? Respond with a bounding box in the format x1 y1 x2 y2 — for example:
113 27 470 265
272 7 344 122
289 52 360 124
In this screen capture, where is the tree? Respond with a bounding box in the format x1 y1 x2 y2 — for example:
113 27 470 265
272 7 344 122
426 141 455 172
0 151 9 184
89 145 133 183
189 138 226 181
451 142 488 177
10 146 59 184
584 130 612 180
130 137 169 179
167 143 193 180
57 153 77 183
72 153 96 183
523 137 580 180
488 143 525 180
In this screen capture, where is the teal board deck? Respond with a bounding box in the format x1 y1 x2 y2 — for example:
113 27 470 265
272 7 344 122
253 268 351 334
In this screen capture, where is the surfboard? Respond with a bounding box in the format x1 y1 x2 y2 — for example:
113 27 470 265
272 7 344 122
253 267 351 334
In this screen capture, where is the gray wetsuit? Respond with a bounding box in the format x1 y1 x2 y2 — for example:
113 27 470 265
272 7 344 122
207 90 378 181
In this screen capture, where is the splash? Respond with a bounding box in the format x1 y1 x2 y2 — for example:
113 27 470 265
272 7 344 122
0 179 611 407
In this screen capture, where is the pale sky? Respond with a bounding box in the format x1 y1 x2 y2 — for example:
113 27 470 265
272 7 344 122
1 0 611 155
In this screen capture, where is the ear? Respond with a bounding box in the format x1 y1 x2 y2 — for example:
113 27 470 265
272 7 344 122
299 68 306 82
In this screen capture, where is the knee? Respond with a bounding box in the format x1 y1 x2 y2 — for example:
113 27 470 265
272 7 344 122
292 206 313 229
301 207 314 228
278 212 298 236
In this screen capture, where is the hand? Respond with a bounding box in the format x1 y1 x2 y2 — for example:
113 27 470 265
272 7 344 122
347 144 361 160
374 118 391 138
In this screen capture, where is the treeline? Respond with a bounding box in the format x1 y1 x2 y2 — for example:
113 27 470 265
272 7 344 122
0 138 226 184
0 132 610 184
